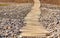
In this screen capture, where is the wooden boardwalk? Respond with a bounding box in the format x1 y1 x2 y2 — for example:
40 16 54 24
19 0 50 38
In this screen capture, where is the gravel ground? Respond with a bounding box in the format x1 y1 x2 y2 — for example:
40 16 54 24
39 4 60 38
0 3 33 38
1 3 60 38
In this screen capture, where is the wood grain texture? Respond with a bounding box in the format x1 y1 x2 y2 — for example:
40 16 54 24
20 0 50 38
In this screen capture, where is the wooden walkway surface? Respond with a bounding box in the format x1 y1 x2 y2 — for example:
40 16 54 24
19 0 50 38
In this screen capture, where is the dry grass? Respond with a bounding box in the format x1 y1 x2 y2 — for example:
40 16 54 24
40 0 60 5
0 0 33 3
0 4 9 6
0 0 60 5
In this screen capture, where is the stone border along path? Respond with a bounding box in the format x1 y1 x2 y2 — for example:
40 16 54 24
20 0 50 38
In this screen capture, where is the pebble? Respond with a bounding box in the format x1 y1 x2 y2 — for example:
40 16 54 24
0 3 32 38
39 4 60 38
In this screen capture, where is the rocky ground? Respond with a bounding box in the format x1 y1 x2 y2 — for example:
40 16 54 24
0 3 60 38
39 4 60 38
0 3 33 38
